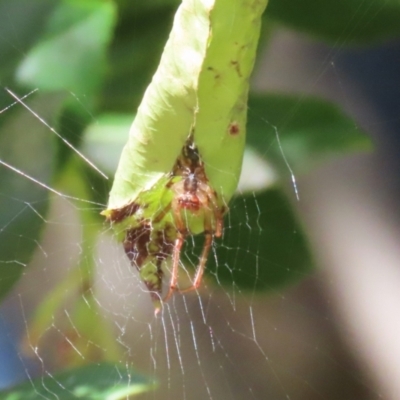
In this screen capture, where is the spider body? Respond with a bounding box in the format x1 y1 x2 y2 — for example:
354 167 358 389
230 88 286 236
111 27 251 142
110 136 226 314
162 136 225 304
177 191 201 212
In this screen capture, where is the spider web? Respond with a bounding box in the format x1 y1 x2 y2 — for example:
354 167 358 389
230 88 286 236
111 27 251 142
0 24 397 400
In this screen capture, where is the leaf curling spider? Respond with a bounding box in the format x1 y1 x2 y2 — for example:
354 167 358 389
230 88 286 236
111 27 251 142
112 136 226 315
160 136 226 304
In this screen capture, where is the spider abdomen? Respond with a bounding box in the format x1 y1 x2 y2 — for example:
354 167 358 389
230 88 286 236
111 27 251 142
178 193 201 212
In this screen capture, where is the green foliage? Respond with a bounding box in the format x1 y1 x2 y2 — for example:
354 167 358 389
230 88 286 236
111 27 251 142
0 0 390 396
16 0 116 97
0 363 152 399
0 0 58 79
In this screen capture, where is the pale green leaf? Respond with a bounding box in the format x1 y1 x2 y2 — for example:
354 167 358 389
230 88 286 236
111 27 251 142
106 0 268 211
16 0 116 96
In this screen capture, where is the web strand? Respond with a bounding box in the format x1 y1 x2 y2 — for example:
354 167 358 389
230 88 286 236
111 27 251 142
5 88 109 180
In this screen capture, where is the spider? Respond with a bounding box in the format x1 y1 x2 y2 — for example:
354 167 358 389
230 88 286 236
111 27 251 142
159 136 226 302
111 136 226 312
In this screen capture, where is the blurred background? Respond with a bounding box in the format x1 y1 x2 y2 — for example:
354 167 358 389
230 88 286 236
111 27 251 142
1 1 400 399
153 27 400 398
256 29 400 399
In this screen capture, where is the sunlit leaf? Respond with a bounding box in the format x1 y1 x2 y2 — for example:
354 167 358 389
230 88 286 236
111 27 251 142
105 0 267 210
99 0 268 313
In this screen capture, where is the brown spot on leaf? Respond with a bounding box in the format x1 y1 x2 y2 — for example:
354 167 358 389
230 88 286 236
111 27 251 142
206 65 221 80
80 279 92 295
123 223 151 268
230 60 242 77
229 121 240 135
104 202 141 223
123 221 175 298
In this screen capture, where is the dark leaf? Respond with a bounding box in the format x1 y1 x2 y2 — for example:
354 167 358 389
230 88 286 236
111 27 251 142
246 94 371 179
267 0 400 43
100 5 175 112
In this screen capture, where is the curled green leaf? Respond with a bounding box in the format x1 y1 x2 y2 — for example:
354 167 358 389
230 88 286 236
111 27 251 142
103 0 268 312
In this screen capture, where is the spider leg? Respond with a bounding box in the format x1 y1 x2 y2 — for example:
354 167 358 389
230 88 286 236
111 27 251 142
163 231 185 302
153 202 172 224
214 208 224 238
182 230 212 292
163 198 187 302
207 189 224 237
179 208 213 293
